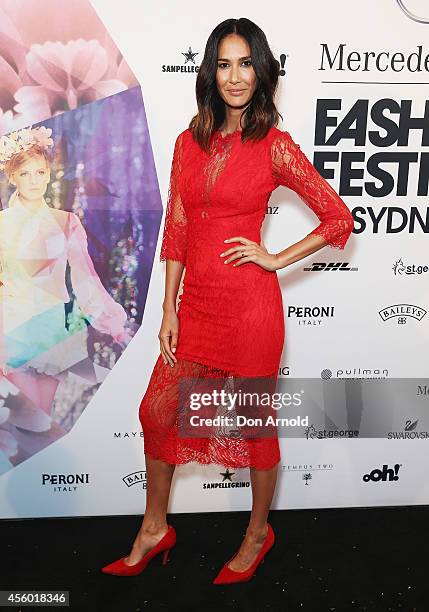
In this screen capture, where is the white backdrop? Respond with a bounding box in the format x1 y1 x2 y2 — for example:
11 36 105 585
1 0 428 518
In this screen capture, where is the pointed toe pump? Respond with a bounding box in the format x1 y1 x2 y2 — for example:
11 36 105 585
101 525 176 576
213 523 275 585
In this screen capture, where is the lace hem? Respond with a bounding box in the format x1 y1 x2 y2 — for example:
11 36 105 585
159 255 186 265
307 225 353 250
139 354 282 470
142 445 281 470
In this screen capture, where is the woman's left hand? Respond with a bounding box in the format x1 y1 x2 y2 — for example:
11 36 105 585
220 236 279 272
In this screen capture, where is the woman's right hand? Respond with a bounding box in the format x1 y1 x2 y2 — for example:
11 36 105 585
158 309 179 366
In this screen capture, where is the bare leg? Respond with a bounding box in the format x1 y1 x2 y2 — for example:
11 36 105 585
124 454 176 565
227 462 279 571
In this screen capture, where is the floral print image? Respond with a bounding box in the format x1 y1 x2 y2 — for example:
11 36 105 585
0 3 162 472
0 0 138 136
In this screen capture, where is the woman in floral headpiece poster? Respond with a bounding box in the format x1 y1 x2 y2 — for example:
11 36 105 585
0 125 130 473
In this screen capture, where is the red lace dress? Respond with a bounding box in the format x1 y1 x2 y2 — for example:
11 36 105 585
139 126 354 469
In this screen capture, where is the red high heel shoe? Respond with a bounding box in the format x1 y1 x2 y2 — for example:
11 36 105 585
213 523 274 585
101 525 176 576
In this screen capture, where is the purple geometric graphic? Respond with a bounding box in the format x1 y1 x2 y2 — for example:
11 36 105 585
0 0 162 474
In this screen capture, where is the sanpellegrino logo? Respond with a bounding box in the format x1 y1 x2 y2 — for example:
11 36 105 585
162 47 200 73
202 468 250 490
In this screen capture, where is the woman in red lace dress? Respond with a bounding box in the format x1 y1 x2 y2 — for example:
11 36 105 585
102 18 354 583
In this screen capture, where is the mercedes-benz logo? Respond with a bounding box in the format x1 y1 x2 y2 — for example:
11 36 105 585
396 0 429 23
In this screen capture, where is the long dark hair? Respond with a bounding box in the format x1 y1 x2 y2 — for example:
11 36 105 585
189 17 282 152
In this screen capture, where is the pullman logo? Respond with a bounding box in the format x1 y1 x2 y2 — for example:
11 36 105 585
303 262 358 272
321 367 389 379
378 304 427 323
363 464 402 482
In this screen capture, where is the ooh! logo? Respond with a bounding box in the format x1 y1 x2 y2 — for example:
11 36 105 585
363 463 402 482
276 53 289 77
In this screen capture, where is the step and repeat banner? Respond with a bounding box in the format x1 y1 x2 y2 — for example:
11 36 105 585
0 0 428 518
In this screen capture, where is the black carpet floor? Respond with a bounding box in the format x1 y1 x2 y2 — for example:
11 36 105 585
1 506 427 611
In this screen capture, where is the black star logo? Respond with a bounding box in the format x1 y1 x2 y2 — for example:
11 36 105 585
220 468 235 482
182 46 198 64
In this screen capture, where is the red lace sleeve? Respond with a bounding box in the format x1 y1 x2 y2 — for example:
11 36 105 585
159 131 188 265
270 130 354 249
